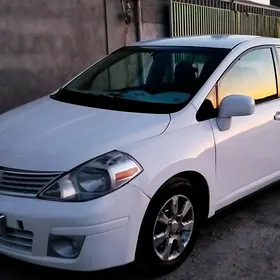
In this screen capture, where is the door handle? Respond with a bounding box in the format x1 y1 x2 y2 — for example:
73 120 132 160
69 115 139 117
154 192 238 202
274 111 280 121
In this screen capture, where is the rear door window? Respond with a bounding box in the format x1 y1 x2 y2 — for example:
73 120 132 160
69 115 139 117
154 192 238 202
218 48 278 105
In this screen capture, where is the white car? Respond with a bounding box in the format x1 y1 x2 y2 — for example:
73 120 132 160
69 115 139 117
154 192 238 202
0 35 279 275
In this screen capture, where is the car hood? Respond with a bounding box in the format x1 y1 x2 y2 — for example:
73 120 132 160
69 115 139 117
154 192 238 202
0 96 170 171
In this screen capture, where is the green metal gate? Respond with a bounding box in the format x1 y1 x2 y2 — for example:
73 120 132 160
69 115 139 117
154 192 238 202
170 0 280 38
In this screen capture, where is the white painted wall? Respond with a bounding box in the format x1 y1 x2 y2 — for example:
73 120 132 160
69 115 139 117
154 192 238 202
250 0 270 4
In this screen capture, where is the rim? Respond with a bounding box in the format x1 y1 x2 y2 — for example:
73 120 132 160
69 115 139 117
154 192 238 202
153 194 194 262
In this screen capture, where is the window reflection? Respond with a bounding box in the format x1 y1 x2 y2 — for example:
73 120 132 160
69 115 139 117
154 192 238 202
219 48 277 105
197 86 218 121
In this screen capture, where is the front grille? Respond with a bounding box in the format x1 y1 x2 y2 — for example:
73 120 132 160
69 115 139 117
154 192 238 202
0 167 61 197
0 227 34 254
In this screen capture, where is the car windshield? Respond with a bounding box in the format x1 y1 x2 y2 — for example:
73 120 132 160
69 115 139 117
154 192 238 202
52 46 230 114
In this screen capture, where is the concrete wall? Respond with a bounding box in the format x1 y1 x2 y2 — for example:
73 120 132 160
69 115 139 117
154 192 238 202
0 0 169 113
141 0 169 40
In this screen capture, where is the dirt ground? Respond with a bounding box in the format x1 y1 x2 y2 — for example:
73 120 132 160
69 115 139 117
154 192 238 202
2 183 280 280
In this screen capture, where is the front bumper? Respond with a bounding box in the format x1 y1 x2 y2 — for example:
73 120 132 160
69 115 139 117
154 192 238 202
0 183 149 271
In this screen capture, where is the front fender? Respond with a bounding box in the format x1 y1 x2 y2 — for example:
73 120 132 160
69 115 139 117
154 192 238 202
121 118 217 217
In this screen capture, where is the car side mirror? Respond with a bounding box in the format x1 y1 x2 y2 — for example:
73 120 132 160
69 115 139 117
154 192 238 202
217 94 255 131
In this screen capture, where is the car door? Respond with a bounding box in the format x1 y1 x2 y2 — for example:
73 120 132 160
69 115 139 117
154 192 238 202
209 46 280 210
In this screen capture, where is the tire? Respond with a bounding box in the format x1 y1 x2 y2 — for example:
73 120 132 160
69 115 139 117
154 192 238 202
135 177 201 276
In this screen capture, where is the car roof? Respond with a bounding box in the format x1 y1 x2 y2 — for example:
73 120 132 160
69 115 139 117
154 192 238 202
131 35 279 49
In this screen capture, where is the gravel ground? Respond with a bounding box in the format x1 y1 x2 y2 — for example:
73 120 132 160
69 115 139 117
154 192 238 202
2 183 280 280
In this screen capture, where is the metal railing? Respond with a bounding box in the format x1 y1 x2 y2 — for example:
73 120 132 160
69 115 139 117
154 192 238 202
170 0 280 38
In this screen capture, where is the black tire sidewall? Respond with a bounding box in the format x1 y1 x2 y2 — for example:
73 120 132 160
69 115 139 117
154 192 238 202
136 177 200 276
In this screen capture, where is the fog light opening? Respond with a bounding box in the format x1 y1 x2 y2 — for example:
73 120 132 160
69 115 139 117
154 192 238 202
48 234 85 259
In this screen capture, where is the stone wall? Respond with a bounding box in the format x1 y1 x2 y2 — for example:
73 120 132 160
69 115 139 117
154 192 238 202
0 0 169 113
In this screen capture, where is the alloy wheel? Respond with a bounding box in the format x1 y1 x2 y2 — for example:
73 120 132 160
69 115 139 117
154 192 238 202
153 195 194 261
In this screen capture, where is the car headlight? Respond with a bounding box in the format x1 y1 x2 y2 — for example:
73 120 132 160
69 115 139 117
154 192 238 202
38 151 143 202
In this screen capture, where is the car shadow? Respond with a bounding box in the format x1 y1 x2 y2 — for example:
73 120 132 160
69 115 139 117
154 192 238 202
0 256 142 280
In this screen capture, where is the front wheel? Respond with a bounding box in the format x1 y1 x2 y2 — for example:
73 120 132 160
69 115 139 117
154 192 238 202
135 178 201 276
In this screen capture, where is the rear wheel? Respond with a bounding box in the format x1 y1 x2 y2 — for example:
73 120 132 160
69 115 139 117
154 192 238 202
135 178 201 276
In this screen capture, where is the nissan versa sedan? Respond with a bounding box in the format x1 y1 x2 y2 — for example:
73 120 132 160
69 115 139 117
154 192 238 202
0 35 280 275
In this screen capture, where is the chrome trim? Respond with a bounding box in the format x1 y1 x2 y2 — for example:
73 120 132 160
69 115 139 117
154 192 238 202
0 167 62 198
